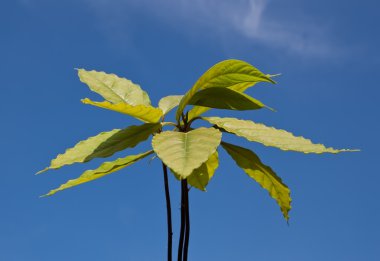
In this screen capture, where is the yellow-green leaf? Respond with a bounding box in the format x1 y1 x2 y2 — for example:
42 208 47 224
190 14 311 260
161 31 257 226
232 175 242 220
176 59 274 121
78 69 151 106
158 95 184 115
221 142 291 221
82 98 163 123
187 151 219 191
187 106 210 122
43 150 153 196
152 128 222 178
204 117 356 154
187 87 266 111
38 123 161 174
187 82 259 121
171 152 219 191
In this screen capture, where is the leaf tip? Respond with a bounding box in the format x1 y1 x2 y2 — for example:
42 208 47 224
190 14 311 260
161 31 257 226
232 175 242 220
266 73 281 84
268 73 282 78
334 148 360 153
266 105 277 112
283 211 290 224
81 98 91 104
36 168 49 175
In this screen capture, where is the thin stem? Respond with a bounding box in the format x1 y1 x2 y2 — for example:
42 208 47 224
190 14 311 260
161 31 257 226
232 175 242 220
162 162 173 261
183 180 190 261
177 180 186 261
186 116 201 128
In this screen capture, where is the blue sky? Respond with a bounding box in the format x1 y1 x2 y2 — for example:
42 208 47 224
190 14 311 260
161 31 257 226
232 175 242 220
1 0 379 260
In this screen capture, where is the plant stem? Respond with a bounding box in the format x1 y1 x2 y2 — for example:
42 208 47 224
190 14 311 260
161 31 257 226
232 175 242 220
162 162 173 261
183 179 190 261
177 180 186 261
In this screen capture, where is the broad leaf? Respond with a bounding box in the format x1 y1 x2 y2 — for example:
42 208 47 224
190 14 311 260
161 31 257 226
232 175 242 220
171 152 219 191
82 98 163 123
187 87 266 111
176 59 275 121
221 142 291 221
152 128 222 178
204 117 355 154
158 95 184 115
78 69 151 106
38 123 161 174
187 82 259 121
43 150 153 196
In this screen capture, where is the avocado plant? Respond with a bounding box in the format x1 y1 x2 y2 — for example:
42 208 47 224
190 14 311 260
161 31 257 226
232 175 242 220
38 59 356 261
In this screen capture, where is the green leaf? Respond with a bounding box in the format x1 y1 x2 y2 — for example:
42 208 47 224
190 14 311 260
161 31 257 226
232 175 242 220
82 98 163 123
43 150 153 196
171 151 219 191
187 87 267 111
204 117 356 154
78 69 151 106
221 142 291 221
158 95 184 115
187 106 210 122
176 59 275 121
152 128 222 178
228 81 259 93
38 123 161 174
187 151 219 191
187 82 260 121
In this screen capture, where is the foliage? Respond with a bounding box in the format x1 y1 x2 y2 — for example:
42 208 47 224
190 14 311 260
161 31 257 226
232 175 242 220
39 59 356 222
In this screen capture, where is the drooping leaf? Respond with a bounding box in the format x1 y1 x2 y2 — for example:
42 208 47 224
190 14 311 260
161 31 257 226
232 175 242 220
187 151 219 191
204 117 356 154
152 128 222 178
176 59 275 121
158 95 184 115
43 150 153 196
187 82 261 121
228 81 259 93
38 123 161 174
171 152 219 191
78 69 151 106
187 87 267 111
221 142 291 221
82 98 163 123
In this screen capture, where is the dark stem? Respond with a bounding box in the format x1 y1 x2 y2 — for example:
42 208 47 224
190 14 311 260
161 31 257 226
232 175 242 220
177 180 186 261
162 162 173 261
186 116 201 128
183 180 190 261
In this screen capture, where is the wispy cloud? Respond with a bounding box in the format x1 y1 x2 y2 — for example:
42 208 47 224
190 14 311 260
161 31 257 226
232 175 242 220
83 0 337 57
236 0 333 56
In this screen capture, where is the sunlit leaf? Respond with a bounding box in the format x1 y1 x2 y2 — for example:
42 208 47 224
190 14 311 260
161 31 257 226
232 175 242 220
204 117 356 154
43 150 153 196
176 59 274 121
187 87 267 111
38 123 161 174
221 142 291 221
78 69 151 106
158 95 184 115
171 152 219 191
152 128 222 178
82 98 163 123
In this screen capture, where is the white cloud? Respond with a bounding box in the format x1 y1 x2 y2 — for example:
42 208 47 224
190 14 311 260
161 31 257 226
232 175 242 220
83 0 336 57
236 0 333 56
